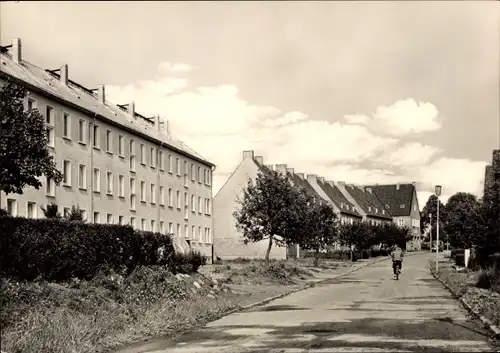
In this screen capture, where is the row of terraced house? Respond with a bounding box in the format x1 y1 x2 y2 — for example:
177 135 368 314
213 151 422 260
0 37 421 263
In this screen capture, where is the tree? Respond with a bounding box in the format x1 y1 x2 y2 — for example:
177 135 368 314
444 192 482 249
0 81 62 196
420 194 447 242
233 170 310 262
298 201 338 266
65 204 85 222
41 203 61 219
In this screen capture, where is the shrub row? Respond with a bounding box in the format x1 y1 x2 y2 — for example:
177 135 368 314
0 216 204 281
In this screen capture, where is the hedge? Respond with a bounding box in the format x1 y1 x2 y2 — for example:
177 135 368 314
0 216 177 281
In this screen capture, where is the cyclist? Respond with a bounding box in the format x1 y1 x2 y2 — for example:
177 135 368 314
390 244 404 276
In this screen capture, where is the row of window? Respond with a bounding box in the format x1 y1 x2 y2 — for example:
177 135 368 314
50 162 212 215
5 199 212 243
31 98 212 187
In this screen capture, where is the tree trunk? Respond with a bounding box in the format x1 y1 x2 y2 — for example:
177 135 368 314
265 235 273 263
314 247 320 267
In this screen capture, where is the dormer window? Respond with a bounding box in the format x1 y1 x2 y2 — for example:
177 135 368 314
340 203 344 209
400 204 405 209
382 210 385 215
385 204 390 209
368 206 372 212
375 208 378 214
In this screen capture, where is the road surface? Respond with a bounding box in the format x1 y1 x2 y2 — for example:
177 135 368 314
118 253 498 353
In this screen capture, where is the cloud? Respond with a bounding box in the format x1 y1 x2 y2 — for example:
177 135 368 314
106 65 487 200
158 61 195 74
344 98 442 137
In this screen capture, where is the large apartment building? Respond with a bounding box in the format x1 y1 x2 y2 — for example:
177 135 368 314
0 38 215 260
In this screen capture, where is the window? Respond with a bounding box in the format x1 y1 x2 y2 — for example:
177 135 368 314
176 158 180 176
118 175 125 197
63 113 70 139
150 183 156 204
160 186 165 206
151 220 156 232
207 170 211 186
78 119 86 144
191 195 195 212
92 124 100 149
118 135 124 157
106 171 113 195
129 140 136 171
192 225 196 240
130 217 136 228
92 168 101 192
46 125 55 148
159 151 164 170
184 193 188 219
203 169 207 184
77 165 86 188
81 209 87 221
368 206 371 212
198 226 202 242
130 155 136 171
168 155 173 173
177 223 181 237
168 188 173 207
198 197 202 214
6 199 17 216
197 166 201 183
207 228 212 243
150 147 156 167
107 213 113 224
208 199 212 215
130 194 136 211
140 144 145 164
130 178 136 194
184 225 189 239
398 219 404 226
106 130 112 153
184 161 188 187
141 218 146 230
160 221 165 233
27 98 35 111
93 212 100 223
27 202 36 219
45 105 54 124
62 207 69 218
184 205 189 220
413 204 417 211
140 181 146 202
169 222 174 234
46 177 55 197
191 164 195 181
118 215 124 225
176 190 181 209
400 204 405 209
63 160 71 186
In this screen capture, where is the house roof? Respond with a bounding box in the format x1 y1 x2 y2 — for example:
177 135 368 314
366 184 415 217
344 185 392 220
287 172 323 200
316 180 362 218
0 49 214 167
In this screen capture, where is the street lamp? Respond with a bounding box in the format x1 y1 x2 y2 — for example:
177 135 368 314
435 185 442 272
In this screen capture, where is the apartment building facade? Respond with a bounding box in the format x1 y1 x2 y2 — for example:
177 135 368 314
213 151 287 260
0 38 215 261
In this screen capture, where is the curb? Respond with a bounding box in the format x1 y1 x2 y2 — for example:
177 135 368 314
430 266 500 340
224 253 405 315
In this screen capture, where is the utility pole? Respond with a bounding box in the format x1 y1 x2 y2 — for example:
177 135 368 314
429 213 432 253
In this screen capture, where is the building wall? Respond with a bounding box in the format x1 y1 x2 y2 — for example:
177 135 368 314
0 83 214 261
213 156 286 260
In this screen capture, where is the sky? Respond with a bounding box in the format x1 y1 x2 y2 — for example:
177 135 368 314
1 1 499 208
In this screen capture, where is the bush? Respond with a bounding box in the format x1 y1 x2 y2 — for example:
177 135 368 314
451 248 464 260
0 216 176 281
173 252 207 274
455 253 466 267
476 269 492 289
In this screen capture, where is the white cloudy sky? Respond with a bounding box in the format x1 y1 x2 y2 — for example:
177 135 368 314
2 1 499 207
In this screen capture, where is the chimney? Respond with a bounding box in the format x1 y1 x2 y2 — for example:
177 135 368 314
12 38 21 63
265 164 274 171
307 174 317 182
296 173 304 179
412 182 416 187
396 184 400 191
286 168 294 175
275 164 287 175
326 181 335 187
97 84 105 104
242 150 254 160
254 156 263 165
365 187 373 194
338 181 346 185
318 176 325 184
128 102 136 118
60 64 68 85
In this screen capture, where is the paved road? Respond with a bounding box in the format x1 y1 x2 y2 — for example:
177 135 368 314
121 253 498 353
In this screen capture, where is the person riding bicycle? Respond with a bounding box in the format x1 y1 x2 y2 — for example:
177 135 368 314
390 244 404 276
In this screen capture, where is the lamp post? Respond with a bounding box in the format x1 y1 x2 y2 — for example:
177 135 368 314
435 185 442 272
429 213 432 253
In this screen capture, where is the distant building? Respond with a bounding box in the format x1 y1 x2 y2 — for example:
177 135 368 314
213 151 287 260
366 183 422 251
484 149 500 196
0 38 215 261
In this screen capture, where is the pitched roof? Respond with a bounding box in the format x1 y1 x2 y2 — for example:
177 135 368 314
366 184 415 217
344 185 392 220
317 180 362 218
0 49 214 167
287 172 322 200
